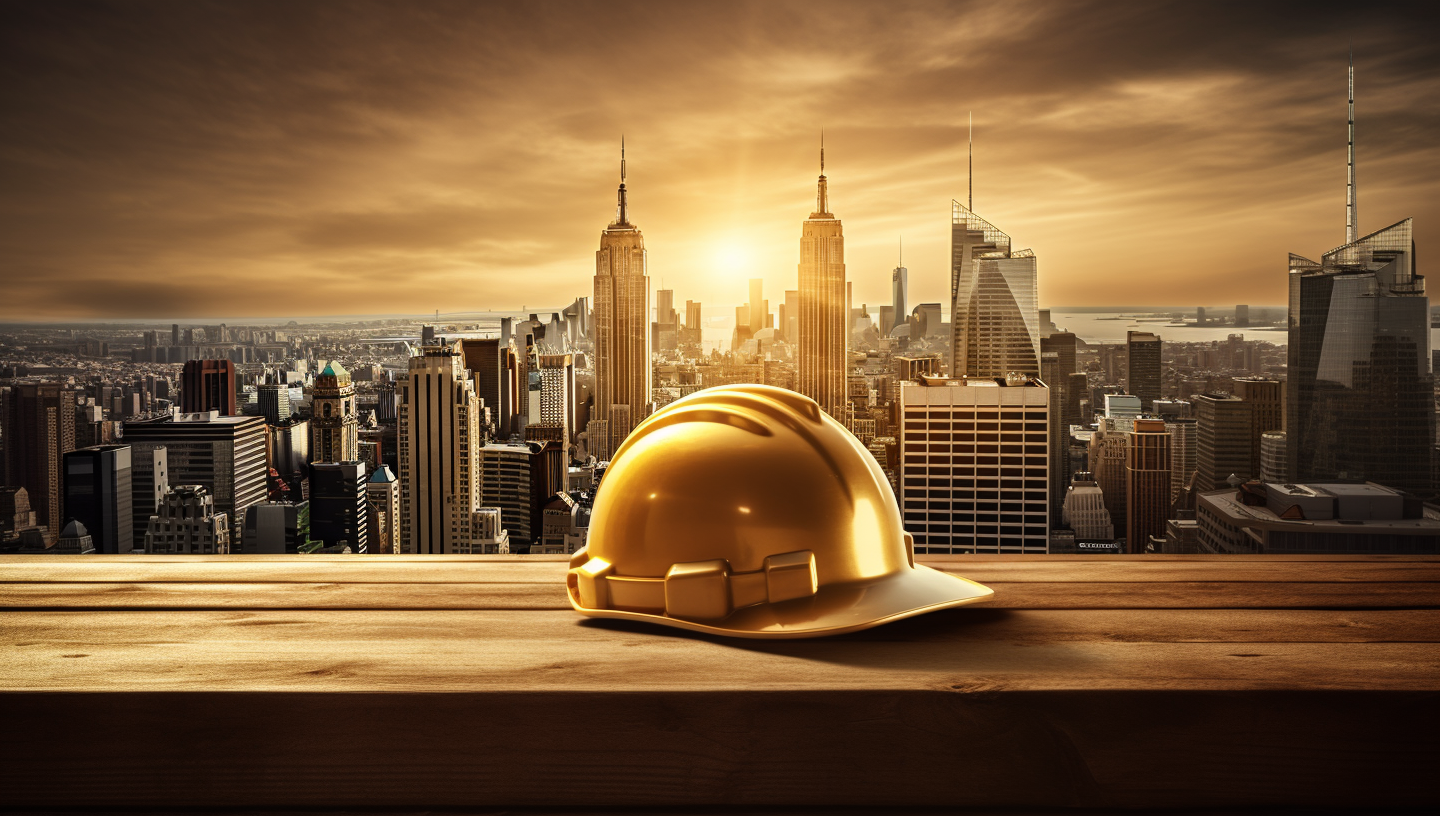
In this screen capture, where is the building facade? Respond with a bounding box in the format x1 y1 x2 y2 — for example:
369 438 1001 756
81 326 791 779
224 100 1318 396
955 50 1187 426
1126 418 1171 553
1 383 76 539
1126 331 1162 410
1287 219 1432 497
366 465 400 555
62 444 133 554
180 359 237 416
143 485 230 554
397 341 481 554
899 376 1049 554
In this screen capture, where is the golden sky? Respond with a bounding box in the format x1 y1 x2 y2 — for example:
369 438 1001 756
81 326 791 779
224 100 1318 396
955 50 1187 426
2 1 1438 320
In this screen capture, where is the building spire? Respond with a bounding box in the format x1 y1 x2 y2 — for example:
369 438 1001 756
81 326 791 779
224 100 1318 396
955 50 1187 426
899 235 903 268
1346 48 1357 244
968 111 973 212
617 135 629 226
815 129 830 215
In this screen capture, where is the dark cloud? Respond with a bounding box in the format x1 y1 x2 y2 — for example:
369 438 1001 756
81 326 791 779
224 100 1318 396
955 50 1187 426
1 0 1438 318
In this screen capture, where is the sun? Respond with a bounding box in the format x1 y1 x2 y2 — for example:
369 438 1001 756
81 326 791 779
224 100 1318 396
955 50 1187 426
710 242 752 276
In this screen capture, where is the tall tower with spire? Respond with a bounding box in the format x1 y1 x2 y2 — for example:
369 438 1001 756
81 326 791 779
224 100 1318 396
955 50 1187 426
797 134 848 423
590 138 652 460
1285 52 1433 497
950 119 1040 378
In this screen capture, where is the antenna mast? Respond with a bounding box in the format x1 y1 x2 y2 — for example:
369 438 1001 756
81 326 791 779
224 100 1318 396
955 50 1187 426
968 111 973 212
1346 49 1357 244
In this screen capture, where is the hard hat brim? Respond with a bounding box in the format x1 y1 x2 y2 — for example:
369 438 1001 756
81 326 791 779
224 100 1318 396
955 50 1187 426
569 564 993 639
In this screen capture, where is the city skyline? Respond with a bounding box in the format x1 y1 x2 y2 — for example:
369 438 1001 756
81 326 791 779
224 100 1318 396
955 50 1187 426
3 2 1439 320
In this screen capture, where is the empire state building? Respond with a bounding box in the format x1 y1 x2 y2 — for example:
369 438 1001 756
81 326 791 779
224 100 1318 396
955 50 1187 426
797 142 847 423
591 141 652 460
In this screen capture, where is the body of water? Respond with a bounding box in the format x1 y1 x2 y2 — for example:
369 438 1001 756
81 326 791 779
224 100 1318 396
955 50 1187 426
1048 312 1287 346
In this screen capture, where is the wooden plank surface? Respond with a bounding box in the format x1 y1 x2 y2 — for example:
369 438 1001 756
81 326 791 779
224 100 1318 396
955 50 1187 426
7 579 1440 610
2 554 1438 810
7 608 1440 692
5 555 1440 583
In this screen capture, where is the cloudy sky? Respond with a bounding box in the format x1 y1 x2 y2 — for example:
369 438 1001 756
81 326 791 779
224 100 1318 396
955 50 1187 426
2 1 1438 320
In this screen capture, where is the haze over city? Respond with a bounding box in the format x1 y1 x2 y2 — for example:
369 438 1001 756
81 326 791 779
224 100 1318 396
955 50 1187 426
3 0 1438 320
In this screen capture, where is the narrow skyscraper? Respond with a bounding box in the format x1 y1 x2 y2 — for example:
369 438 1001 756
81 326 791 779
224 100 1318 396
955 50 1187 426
797 137 848 423
892 238 907 336
397 340 481 554
591 139 652 459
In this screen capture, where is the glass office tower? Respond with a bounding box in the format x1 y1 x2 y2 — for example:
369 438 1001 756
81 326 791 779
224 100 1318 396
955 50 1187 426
950 201 1039 378
1287 218 1433 496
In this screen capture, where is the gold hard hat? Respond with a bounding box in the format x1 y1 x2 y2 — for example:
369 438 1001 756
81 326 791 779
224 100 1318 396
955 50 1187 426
566 384 992 638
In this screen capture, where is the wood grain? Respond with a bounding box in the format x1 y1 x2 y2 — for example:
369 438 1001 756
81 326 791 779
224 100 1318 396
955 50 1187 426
7 579 1439 610
4 555 1439 584
2 554 1437 810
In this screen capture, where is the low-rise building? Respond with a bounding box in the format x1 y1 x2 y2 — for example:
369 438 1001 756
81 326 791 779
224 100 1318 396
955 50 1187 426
1197 482 1440 554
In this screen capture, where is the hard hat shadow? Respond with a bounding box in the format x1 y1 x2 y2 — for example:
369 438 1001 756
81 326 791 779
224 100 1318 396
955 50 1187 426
576 607 1018 667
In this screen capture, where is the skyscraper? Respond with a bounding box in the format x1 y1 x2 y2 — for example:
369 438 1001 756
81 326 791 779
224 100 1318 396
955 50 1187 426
950 201 1039 378
591 140 651 460
1126 331 1162 410
892 256 908 336
535 352 576 445
1286 55 1432 496
747 278 767 335
310 362 358 464
797 140 848 423
1195 394 1252 490
898 375 1049 554
1088 419 1129 540
397 340 481 554
1232 377 1283 479
1 383 76 538
62 444 133 554
180 359 237 416
1126 419 1171 553
257 382 290 425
